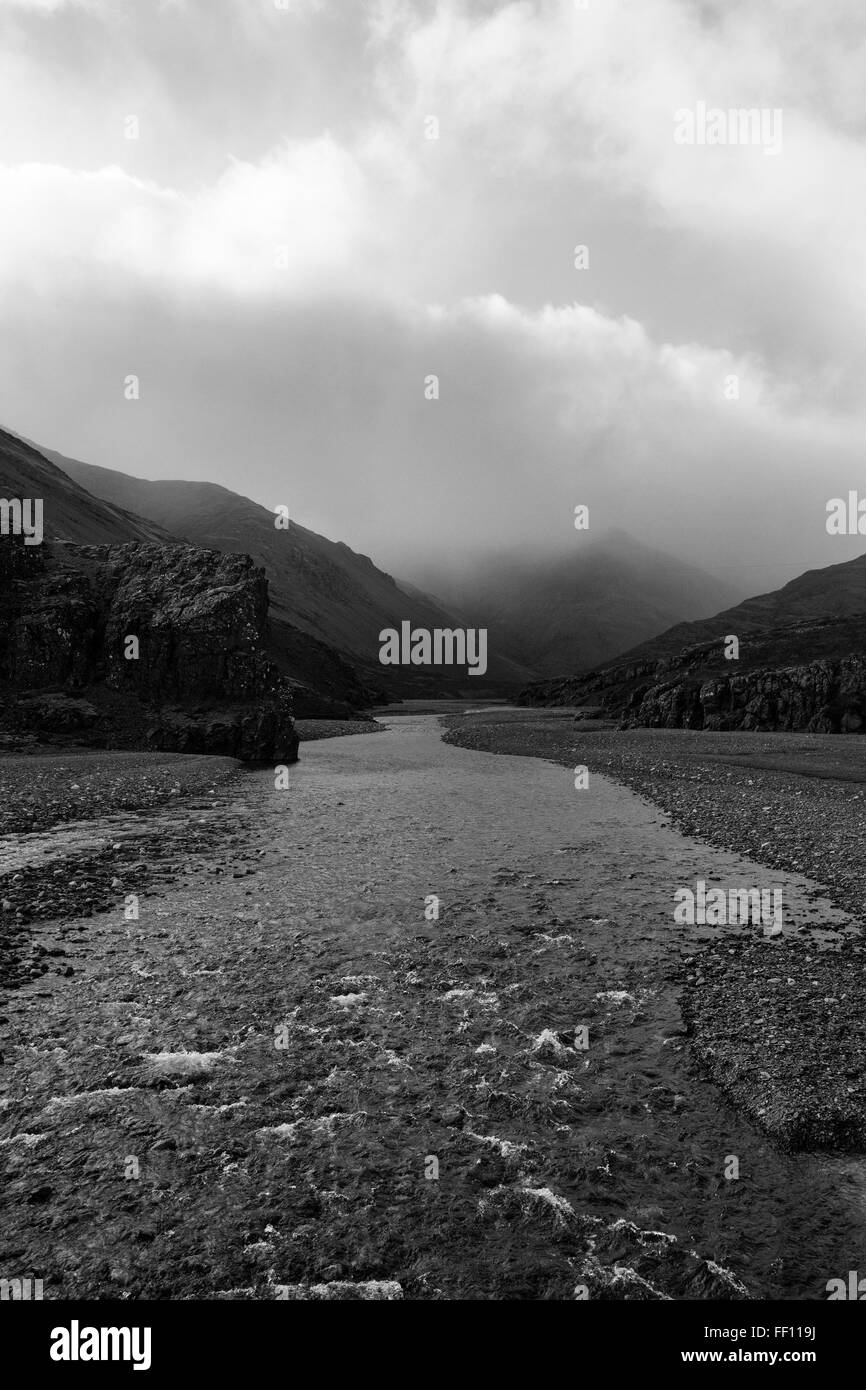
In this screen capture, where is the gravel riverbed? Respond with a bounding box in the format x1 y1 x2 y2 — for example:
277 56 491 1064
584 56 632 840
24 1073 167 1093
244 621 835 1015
3 718 866 1298
0 751 245 989
444 714 866 1151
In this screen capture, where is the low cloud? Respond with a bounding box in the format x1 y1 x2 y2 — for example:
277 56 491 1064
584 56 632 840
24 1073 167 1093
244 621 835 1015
1 0 865 595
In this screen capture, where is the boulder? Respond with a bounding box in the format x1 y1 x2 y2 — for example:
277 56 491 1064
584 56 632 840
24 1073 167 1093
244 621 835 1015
0 540 298 762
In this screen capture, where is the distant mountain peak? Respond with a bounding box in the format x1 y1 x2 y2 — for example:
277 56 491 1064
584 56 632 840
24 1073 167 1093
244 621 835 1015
44 439 536 697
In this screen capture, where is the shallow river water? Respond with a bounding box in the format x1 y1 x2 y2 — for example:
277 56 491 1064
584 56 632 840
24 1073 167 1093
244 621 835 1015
2 715 864 1299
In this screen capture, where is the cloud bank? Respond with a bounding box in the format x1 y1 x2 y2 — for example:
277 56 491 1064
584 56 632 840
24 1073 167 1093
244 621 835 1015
1 0 865 590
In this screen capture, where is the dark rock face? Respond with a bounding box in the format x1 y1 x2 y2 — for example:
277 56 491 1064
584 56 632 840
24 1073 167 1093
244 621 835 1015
520 615 866 735
629 654 866 733
0 541 298 762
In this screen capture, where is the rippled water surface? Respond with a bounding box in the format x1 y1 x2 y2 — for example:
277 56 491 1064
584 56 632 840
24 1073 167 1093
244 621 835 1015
2 715 863 1298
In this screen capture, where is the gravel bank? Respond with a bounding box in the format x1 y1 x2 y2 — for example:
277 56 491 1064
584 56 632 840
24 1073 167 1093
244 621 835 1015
0 751 245 990
681 935 866 1150
443 719 866 921
0 749 241 837
443 714 866 1150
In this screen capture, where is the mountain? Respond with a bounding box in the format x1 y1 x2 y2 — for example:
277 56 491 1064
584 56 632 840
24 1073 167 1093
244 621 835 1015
11 429 749 703
520 552 866 733
48 449 536 696
0 427 174 546
591 551 866 671
1 427 380 717
419 531 743 676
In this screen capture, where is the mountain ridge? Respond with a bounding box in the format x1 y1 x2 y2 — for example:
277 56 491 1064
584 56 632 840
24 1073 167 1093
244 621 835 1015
419 532 744 676
47 447 536 696
0 428 177 548
520 550 866 732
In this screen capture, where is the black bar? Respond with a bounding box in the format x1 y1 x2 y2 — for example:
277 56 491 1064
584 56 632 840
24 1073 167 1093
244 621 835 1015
5 1298 857 1378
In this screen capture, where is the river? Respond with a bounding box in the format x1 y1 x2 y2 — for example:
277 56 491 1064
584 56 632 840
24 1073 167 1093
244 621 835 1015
1 714 863 1299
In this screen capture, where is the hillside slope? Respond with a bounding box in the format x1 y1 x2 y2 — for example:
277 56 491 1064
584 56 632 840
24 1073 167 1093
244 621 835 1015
596 553 866 671
421 532 742 676
2 430 383 714
0 428 175 546
50 450 535 694
520 553 866 733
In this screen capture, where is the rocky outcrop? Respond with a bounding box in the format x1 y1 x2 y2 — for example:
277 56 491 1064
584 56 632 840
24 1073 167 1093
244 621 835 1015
629 654 866 733
520 615 866 734
0 540 298 761
51 445 536 698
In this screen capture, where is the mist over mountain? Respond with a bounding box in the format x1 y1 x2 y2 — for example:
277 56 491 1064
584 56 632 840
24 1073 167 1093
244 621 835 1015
48 447 536 696
13 421 842 720
416 531 744 676
521 548 866 730
605 550 866 668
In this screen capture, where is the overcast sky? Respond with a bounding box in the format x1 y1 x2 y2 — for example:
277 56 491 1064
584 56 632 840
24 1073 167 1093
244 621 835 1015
1 0 865 592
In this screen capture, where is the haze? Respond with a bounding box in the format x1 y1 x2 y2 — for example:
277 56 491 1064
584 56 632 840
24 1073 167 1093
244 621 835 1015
1 0 865 594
